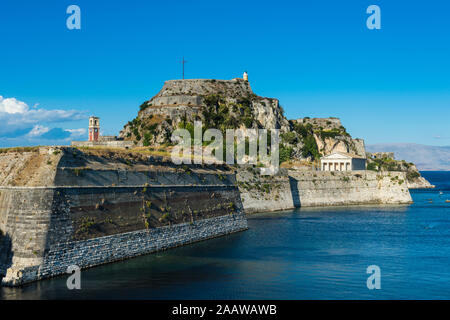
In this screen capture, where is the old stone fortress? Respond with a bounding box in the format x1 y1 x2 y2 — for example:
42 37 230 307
73 72 368 173
76 115 367 173
0 72 432 287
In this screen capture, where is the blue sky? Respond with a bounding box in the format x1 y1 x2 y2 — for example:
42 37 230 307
1 0 449 147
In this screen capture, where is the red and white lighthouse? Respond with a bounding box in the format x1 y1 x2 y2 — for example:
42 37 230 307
88 116 100 142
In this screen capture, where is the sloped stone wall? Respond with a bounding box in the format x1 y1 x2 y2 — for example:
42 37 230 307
238 170 412 213
237 168 296 214
0 185 247 286
291 171 412 207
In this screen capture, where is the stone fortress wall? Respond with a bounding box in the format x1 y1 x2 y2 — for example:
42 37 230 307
71 140 134 148
0 146 415 286
367 152 395 159
140 78 253 112
238 168 412 213
0 186 246 286
0 148 247 286
155 79 254 98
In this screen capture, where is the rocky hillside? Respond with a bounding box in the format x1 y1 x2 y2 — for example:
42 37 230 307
284 117 366 161
366 152 434 188
367 143 450 171
119 79 289 145
119 78 365 162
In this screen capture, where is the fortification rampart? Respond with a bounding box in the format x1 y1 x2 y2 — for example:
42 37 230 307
156 79 253 98
238 169 412 213
0 184 246 286
0 147 414 286
71 140 134 148
0 148 247 286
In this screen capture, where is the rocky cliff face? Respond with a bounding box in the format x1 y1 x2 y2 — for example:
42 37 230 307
285 117 366 160
119 79 290 145
119 78 365 161
366 152 434 189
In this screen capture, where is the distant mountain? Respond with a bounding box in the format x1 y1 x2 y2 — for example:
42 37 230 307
366 143 450 171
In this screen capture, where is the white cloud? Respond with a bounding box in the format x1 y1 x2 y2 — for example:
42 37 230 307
0 126 88 148
26 126 86 140
65 128 86 137
27 125 50 137
0 95 86 137
0 96 28 114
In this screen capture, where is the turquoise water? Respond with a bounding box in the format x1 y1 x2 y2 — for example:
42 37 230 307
1 172 450 300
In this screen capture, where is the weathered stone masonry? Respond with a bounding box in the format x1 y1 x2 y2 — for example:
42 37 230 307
238 169 413 213
0 185 247 286
0 147 416 287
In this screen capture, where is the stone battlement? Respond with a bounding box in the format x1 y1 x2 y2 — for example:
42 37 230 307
367 152 395 159
294 117 343 130
156 78 253 99
71 140 134 148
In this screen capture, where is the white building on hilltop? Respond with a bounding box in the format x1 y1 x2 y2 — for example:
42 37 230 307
320 152 366 171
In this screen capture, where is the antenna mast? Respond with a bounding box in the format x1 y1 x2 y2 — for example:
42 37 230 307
182 57 187 79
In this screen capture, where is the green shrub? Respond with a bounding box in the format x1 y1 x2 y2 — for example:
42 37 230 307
243 117 253 128
78 218 95 233
139 101 148 111
406 171 420 180
367 162 377 171
319 129 341 140
159 213 170 222
147 123 158 133
301 135 320 160
143 132 153 146
204 94 222 108
279 145 293 163
281 132 297 144
293 123 309 138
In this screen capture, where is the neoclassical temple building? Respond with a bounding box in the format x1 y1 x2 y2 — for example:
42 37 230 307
320 152 366 171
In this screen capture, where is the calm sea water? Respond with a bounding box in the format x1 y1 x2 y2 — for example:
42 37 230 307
1 171 450 300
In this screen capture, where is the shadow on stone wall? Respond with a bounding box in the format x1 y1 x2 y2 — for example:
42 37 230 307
288 176 301 208
0 231 12 282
